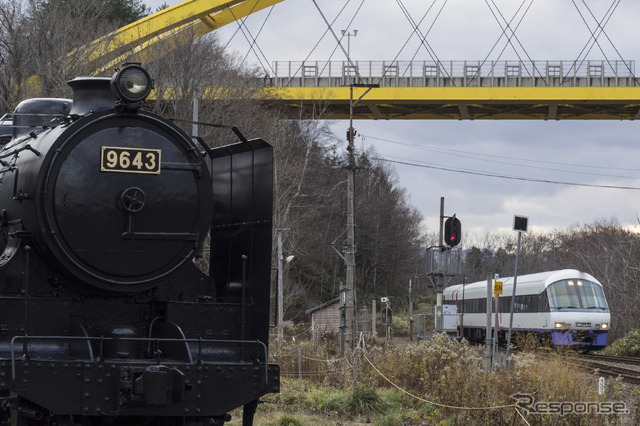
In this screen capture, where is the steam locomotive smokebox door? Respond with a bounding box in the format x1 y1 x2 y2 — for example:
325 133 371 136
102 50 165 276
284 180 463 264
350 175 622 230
209 138 273 344
40 112 213 291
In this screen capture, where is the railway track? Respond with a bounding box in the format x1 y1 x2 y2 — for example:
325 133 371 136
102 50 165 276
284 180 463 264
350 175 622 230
575 353 640 384
579 353 640 366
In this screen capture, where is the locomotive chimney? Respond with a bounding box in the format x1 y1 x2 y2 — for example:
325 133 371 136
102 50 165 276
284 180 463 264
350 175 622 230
67 77 116 116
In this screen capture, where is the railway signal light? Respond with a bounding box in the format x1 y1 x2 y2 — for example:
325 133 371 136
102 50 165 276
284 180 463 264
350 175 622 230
444 215 461 247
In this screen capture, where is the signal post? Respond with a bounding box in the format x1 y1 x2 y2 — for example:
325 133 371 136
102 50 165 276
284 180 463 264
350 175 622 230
427 197 461 333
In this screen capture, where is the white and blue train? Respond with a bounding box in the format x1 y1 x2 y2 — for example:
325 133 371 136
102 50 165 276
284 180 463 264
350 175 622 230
442 269 610 349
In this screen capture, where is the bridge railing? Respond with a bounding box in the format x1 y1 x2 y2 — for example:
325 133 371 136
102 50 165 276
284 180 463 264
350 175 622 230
270 60 637 87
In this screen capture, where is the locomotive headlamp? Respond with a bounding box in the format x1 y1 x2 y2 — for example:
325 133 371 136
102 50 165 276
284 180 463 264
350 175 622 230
111 63 152 103
600 323 609 329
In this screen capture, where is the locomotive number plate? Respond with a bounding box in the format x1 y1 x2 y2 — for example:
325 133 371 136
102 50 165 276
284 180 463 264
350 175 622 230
575 322 591 328
101 147 161 174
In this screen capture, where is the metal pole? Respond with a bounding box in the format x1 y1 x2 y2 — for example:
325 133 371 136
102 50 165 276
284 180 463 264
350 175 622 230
409 279 413 341
439 197 444 249
505 231 522 368
277 229 286 343
385 299 391 342
435 197 445 333
485 275 493 371
192 89 199 144
371 299 376 337
431 284 436 337
493 293 498 363
461 276 466 339
436 290 442 333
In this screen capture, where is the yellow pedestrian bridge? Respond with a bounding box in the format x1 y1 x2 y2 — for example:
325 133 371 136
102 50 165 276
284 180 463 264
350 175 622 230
78 0 640 121
265 59 640 120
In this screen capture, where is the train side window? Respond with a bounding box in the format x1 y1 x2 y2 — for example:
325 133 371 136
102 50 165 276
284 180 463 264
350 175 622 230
527 295 538 312
538 292 549 312
499 296 510 313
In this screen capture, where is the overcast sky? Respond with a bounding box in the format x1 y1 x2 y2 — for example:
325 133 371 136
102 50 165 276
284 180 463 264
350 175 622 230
144 0 640 239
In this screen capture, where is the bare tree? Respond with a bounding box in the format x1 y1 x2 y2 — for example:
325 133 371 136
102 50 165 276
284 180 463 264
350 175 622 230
0 0 150 109
0 1 31 110
0 5 432 327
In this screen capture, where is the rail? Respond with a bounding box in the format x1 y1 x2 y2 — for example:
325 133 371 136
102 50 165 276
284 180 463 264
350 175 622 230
270 59 637 88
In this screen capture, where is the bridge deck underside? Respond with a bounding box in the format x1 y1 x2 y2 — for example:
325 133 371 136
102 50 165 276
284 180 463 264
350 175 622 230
264 87 640 120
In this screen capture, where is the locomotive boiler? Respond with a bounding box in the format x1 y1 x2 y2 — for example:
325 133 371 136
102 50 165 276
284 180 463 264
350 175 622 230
0 64 279 425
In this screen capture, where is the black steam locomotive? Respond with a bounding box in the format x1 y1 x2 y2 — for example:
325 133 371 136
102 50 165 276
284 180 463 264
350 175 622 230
0 64 279 425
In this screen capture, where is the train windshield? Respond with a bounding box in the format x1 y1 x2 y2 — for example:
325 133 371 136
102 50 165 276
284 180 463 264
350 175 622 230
546 279 608 310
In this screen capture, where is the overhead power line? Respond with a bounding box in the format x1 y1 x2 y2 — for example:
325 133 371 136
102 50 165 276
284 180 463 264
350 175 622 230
373 156 640 190
361 134 640 179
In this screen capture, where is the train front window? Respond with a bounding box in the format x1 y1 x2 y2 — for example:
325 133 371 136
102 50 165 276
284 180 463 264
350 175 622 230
579 280 608 309
546 279 608 309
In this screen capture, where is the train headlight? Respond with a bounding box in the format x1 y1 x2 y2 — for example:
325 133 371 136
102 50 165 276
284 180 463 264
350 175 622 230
555 322 565 329
111 63 152 103
601 323 608 330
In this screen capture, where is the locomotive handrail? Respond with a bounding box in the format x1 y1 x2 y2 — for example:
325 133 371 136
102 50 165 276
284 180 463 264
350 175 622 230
10 335 269 386
170 118 250 145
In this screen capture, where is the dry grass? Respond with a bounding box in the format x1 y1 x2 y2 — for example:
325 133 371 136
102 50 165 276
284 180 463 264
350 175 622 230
245 334 639 425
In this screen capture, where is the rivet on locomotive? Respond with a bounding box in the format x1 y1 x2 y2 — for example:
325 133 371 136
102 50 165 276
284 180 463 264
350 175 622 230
0 64 279 426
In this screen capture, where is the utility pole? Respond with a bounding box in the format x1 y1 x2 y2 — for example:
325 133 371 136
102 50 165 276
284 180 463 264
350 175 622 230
336 75 378 355
340 86 357 356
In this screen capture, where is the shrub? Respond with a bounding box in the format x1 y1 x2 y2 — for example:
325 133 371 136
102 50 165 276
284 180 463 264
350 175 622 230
345 387 387 416
277 415 303 426
390 314 410 336
306 387 344 412
604 328 640 357
270 335 636 425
